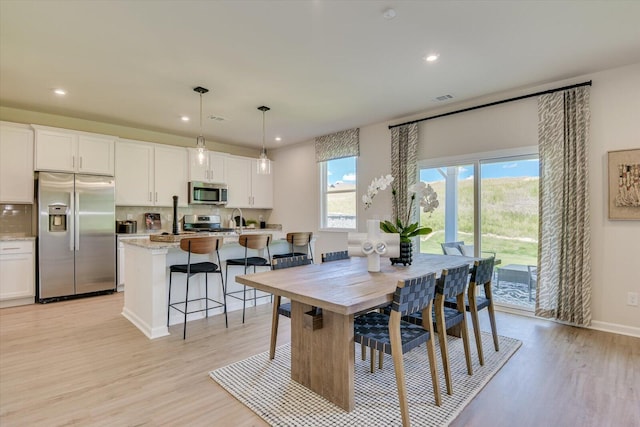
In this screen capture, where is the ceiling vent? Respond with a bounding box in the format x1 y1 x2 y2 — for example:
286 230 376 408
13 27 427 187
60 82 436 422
433 94 454 102
208 115 228 122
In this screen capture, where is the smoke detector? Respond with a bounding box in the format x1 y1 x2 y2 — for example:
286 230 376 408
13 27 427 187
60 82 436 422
383 8 396 20
433 94 454 102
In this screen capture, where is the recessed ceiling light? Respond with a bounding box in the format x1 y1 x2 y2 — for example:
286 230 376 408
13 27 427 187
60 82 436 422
181 116 190 122
383 8 396 20
53 88 67 96
275 137 282 142
425 54 439 62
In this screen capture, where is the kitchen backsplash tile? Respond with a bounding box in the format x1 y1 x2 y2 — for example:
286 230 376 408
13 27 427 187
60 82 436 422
115 206 271 232
0 204 32 236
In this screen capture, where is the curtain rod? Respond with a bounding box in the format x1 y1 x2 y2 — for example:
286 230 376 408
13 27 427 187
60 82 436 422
388 80 592 129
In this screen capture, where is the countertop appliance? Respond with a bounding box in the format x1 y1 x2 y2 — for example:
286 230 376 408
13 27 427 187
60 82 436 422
182 214 235 233
116 220 137 234
37 172 116 302
188 182 227 205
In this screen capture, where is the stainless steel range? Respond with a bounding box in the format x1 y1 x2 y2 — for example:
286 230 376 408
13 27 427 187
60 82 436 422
182 214 235 234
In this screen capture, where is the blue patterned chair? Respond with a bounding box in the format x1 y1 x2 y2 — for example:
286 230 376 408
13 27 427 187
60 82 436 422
321 250 349 262
354 273 441 425
269 254 312 359
444 257 498 365
402 264 474 395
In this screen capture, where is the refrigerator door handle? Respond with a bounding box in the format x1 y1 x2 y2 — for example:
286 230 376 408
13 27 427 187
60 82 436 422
69 191 75 251
75 191 80 251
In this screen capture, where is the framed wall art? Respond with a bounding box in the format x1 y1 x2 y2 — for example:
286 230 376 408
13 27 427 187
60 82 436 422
608 148 640 220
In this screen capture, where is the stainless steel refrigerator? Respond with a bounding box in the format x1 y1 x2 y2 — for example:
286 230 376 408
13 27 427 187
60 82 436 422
37 172 116 301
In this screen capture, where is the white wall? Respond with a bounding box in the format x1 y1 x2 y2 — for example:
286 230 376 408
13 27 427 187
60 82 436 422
271 62 640 335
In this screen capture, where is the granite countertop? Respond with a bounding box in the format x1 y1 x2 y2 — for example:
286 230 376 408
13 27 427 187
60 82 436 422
0 236 36 241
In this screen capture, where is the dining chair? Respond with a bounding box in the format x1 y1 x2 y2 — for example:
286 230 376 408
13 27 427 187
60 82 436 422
354 273 441 426
168 236 226 339
269 254 312 359
272 232 313 262
445 257 498 365
321 250 349 262
401 264 473 395
225 234 272 323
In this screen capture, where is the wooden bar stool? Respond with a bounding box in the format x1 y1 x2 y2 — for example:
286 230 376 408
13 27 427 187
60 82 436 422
168 236 226 340
224 234 272 323
272 232 313 262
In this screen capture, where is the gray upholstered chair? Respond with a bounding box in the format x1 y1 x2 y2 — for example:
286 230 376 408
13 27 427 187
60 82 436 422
354 273 441 426
269 254 312 359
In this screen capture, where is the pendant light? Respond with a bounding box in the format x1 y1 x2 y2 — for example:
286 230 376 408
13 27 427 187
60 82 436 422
194 86 209 165
257 106 271 175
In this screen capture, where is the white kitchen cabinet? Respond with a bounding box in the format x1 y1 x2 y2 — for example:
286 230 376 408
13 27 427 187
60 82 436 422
115 140 154 206
154 145 188 207
251 159 273 208
0 122 34 203
188 149 226 183
225 155 273 208
115 139 188 207
0 240 35 307
33 126 115 175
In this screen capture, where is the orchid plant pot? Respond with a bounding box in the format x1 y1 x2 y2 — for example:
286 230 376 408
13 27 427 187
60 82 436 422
390 241 413 266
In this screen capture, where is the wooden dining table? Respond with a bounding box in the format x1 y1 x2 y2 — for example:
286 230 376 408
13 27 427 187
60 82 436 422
235 253 477 411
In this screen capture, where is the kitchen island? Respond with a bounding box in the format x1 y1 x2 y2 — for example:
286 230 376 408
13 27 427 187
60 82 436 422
121 231 313 339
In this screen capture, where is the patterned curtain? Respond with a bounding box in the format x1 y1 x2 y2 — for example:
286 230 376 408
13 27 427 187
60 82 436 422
536 86 591 326
391 123 418 226
315 128 359 162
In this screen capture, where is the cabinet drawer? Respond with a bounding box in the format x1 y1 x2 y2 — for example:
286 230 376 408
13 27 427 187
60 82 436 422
0 241 34 254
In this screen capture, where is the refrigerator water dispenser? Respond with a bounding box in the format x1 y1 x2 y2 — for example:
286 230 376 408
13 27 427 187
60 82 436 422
48 204 68 232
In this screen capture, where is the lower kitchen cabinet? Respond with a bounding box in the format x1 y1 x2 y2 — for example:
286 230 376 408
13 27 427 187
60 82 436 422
0 240 35 307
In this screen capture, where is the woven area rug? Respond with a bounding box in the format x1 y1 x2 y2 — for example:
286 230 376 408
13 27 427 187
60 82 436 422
210 331 521 426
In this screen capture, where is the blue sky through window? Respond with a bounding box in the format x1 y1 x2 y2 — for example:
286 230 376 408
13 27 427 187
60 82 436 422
327 157 357 186
420 159 539 182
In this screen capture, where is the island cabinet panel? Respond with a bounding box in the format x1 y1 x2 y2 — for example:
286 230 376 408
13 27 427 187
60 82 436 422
225 155 273 209
0 122 34 203
33 125 115 175
188 149 225 183
115 139 187 207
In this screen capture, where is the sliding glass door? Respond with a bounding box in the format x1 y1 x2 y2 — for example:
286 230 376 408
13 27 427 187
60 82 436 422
419 151 539 310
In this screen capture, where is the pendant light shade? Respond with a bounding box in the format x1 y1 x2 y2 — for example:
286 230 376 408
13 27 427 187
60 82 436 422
194 86 209 165
257 106 271 175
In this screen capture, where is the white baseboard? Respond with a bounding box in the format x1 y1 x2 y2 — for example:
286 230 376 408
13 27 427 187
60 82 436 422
589 320 640 338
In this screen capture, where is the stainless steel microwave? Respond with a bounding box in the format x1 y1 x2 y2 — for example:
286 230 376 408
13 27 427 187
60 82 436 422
188 182 228 205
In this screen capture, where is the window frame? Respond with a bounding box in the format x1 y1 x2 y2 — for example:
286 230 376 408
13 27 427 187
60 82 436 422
319 156 358 231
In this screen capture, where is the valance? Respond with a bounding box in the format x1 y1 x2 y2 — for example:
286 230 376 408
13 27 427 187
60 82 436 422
315 128 359 162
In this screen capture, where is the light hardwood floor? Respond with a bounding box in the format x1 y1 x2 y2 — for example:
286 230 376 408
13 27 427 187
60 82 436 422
0 293 638 426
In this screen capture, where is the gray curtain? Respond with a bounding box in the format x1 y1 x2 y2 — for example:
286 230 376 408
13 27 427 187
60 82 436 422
536 86 591 326
315 128 359 162
390 123 418 226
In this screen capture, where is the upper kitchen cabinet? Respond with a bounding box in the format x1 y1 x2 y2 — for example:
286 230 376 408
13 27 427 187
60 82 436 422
115 139 188 207
0 122 34 203
154 144 188 207
33 125 115 175
188 149 225 183
225 155 273 209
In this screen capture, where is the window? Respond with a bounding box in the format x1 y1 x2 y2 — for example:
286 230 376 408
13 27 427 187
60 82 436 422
320 156 357 230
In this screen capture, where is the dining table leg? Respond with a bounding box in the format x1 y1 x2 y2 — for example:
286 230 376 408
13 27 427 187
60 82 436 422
290 300 355 411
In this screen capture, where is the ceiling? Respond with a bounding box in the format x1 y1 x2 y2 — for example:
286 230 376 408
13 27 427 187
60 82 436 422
1 1 639 150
